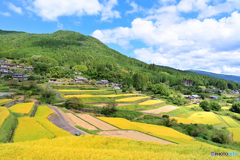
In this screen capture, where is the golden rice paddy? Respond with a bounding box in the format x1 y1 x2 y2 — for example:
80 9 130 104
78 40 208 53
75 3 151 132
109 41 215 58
0 99 12 105
138 100 165 106
188 112 221 125
34 106 54 118
228 128 240 142
0 107 10 127
9 102 35 115
115 97 149 102
220 116 240 128
58 90 104 92
65 94 137 98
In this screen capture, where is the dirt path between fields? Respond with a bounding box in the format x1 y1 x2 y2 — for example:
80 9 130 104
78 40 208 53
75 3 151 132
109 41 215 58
142 105 179 114
93 103 134 107
66 113 98 130
98 130 173 144
77 114 117 130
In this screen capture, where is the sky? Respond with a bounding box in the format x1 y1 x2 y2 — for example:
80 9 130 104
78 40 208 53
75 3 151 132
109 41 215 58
1 0 240 76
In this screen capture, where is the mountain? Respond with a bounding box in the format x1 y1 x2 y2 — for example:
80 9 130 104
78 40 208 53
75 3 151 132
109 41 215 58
189 70 240 83
0 29 239 89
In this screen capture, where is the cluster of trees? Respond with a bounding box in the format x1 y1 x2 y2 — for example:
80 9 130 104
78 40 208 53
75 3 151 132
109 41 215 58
199 101 221 111
230 102 240 113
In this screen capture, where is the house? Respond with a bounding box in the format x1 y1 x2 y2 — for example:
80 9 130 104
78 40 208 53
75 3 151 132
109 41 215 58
183 95 189 98
72 77 88 83
1 71 13 77
210 96 219 99
188 95 201 100
22 75 29 80
113 86 120 90
0 60 6 64
13 73 23 80
3 63 15 67
24 67 33 70
235 96 240 100
97 80 109 85
17 64 25 68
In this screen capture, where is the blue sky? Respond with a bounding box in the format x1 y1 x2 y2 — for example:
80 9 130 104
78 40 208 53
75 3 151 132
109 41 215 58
1 0 240 76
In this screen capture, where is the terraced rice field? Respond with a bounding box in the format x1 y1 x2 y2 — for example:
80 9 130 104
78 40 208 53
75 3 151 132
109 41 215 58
115 96 149 102
78 114 117 130
34 117 72 137
34 106 54 118
188 112 221 125
221 107 230 110
9 102 35 115
55 85 92 87
65 94 137 98
0 135 235 160
59 90 104 92
66 113 98 130
0 99 12 105
220 116 240 128
98 117 207 145
142 105 179 114
98 130 172 144
138 100 165 106
13 117 54 142
170 117 198 124
0 107 10 127
228 128 240 142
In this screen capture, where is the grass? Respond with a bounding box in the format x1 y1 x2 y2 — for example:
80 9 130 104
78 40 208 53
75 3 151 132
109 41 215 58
170 117 198 124
138 100 165 106
188 112 222 125
0 135 237 160
214 115 230 128
167 107 194 118
228 128 240 142
108 110 143 120
64 94 137 98
80 97 112 104
220 116 240 128
222 107 230 110
0 99 12 105
59 90 104 92
0 87 10 90
34 117 72 137
98 117 207 145
75 126 100 135
9 102 35 115
34 106 54 118
0 107 10 127
13 117 54 142
117 103 167 111
115 96 150 102
0 111 17 143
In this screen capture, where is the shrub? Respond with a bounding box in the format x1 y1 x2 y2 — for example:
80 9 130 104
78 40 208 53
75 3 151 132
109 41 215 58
199 100 210 111
230 101 240 113
65 97 84 110
101 101 118 115
209 101 221 111
211 131 231 144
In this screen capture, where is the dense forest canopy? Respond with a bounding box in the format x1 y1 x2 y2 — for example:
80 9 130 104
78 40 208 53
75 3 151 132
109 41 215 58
0 29 239 91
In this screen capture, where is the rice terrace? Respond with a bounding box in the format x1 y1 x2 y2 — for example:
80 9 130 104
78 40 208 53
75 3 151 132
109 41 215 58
1 4 240 158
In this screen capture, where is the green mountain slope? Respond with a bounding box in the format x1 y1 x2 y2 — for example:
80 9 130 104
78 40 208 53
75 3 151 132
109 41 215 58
0 29 239 90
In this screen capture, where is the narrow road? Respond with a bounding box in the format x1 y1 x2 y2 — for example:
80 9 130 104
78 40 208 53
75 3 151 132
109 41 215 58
46 82 65 100
48 105 88 135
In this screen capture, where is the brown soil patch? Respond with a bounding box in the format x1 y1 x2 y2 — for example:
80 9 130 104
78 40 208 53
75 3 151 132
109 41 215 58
98 130 173 144
142 105 179 114
77 114 117 130
93 103 134 108
66 113 98 130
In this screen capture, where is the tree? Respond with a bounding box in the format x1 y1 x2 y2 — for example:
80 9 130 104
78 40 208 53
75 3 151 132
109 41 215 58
230 101 240 113
152 84 170 96
200 100 210 111
27 75 35 81
209 101 221 111
73 65 88 73
91 79 96 85
4 75 13 81
101 101 118 115
65 97 84 110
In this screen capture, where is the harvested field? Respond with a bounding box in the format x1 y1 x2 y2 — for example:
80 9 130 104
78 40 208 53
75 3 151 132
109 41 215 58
98 130 172 144
142 105 179 114
93 103 134 108
77 114 117 130
66 113 98 130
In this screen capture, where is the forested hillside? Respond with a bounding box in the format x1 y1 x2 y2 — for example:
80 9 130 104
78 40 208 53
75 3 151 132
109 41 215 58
0 29 239 91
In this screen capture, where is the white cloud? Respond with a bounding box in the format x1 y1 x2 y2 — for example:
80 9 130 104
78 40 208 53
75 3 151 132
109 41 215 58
25 0 120 21
92 9 240 75
57 23 63 30
8 3 23 15
0 11 11 16
126 1 144 14
223 66 240 75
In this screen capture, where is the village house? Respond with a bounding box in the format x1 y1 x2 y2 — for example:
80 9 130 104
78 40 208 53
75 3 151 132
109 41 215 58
2 63 15 68
17 64 25 68
12 73 29 80
96 80 109 85
0 60 6 64
210 96 219 99
72 77 88 83
0 71 13 77
185 95 201 100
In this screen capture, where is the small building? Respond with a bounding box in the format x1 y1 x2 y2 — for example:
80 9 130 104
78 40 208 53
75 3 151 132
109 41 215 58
210 96 219 99
235 96 240 100
17 64 25 68
72 77 88 83
3 63 15 67
0 60 6 64
1 71 13 77
24 67 33 70
192 95 201 99
183 95 189 98
113 86 120 90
